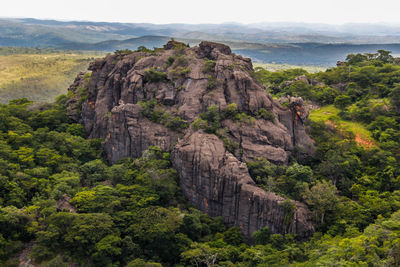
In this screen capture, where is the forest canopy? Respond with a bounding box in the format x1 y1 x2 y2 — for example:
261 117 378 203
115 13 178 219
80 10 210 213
1 50 400 266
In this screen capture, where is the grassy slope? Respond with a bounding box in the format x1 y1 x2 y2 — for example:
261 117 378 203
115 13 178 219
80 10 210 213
0 52 100 103
309 105 375 148
254 62 326 73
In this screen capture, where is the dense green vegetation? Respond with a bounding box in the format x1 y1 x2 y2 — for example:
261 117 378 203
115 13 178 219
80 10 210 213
0 48 100 103
1 50 400 266
138 99 188 131
0 97 229 266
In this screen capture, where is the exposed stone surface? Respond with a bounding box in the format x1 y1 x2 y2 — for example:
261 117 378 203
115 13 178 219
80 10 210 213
282 74 310 87
67 41 315 239
104 103 179 162
56 194 77 213
66 72 87 122
171 131 314 239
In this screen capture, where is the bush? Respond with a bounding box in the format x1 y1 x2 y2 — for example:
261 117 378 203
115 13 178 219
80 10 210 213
222 227 244 246
66 124 85 137
206 76 217 90
192 118 208 131
200 105 221 133
139 100 187 131
222 103 238 119
166 56 175 67
161 112 188 131
174 55 188 67
216 128 239 153
170 66 190 79
139 99 160 122
334 95 352 109
235 112 255 125
127 259 162 267
252 226 270 245
202 59 216 73
115 49 133 55
143 68 168 83
136 46 153 53
256 108 275 121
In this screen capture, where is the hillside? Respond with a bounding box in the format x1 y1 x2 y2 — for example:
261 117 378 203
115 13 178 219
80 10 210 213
4 18 400 45
4 18 400 66
1 41 400 266
0 47 100 103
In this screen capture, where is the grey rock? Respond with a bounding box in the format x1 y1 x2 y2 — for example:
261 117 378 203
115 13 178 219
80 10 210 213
67 41 316 239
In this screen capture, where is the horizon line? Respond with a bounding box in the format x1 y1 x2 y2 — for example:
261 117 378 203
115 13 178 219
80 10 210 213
1 16 400 27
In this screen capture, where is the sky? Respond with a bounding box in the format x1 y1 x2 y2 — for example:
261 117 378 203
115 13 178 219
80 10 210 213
2 0 400 25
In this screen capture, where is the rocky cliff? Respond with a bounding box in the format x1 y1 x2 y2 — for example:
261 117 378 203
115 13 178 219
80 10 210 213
67 40 315 239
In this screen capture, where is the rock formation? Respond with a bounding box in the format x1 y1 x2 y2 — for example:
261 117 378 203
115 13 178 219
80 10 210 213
67 40 315 239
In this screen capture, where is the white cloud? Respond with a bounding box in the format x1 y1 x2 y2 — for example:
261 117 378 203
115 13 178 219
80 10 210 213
2 0 400 24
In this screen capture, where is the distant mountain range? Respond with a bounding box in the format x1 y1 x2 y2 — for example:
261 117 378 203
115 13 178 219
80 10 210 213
2 18 400 66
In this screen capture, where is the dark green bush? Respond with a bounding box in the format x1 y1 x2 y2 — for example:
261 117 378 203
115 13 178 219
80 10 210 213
206 75 217 90
143 68 168 83
221 103 238 119
202 59 216 73
256 108 275 121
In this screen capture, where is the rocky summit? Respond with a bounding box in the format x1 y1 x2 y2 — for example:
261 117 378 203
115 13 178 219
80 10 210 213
67 40 315 239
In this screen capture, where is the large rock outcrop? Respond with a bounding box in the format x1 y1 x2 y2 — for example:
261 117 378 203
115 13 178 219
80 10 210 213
171 132 314 239
67 40 315 239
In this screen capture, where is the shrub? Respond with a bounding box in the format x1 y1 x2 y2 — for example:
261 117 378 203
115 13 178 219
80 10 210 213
222 103 238 119
334 95 352 109
115 49 133 55
139 99 160 122
282 199 296 227
206 76 217 90
139 100 187 131
136 46 153 53
143 68 168 83
166 56 175 67
256 108 275 121
235 112 255 125
192 118 208 131
170 66 190 79
200 105 221 133
202 59 216 73
252 226 270 245
174 55 188 67
161 112 188 131
216 128 239 153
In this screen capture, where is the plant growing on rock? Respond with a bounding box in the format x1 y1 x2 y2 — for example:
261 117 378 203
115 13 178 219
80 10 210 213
136 46 153 53
206 75 217 90
199 105 221 133
202 59 216 74
221 103 238 119
256 108 275 121
143 68 168 83
170 66 190 79
138 99 187 131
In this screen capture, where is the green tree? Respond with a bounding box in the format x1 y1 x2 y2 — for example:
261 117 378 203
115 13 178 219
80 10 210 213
302 180 339 225
252 226 270 245
334 94 352 109
390 84 400 112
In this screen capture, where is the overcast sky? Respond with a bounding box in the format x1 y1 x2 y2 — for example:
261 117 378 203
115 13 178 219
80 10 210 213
2 0 400 25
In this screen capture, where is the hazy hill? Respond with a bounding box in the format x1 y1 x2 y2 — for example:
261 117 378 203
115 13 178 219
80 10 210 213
3 18 400 66
3 18 400 44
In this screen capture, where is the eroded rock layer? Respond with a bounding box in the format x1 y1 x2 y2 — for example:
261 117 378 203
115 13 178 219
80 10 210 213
171 132 314 239
67 40 315 239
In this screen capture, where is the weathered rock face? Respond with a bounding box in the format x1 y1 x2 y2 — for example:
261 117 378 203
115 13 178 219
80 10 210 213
104 104 179 162
171 132 314 239
67 40 315 239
